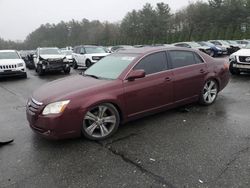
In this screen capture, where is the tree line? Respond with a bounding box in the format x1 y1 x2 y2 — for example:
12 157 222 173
1 0 250 50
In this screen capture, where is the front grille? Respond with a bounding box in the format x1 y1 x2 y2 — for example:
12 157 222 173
0 64 17 70
239 56 250 63
27 98 43 115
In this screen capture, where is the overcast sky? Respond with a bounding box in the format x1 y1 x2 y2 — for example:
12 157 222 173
0 0 193 41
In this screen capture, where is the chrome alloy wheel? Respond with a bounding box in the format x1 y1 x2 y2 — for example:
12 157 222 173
202 80 218 104
83 104 118 139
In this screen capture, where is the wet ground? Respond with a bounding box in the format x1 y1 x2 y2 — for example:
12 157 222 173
0 62 250 188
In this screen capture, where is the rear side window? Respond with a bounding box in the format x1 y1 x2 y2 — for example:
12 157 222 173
168 51 196 68
194 53 204 63
134 52 167 75
80 47 85 54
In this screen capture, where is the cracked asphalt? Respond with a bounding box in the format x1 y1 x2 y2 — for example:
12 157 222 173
0 62 250 188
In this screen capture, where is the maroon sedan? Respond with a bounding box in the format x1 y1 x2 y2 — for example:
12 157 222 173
26 47 230 140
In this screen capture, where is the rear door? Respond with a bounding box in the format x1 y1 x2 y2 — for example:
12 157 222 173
168 50 208 103
123 51 174 117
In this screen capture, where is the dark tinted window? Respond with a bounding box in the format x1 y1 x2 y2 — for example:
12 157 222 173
76 47 80 54
169 51 196 68
134 52 167 75
194 53 204 63
175 44 184 47
80 47 85 54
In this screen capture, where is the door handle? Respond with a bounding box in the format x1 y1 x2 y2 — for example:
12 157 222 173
165 77 172 81
200 69 206 73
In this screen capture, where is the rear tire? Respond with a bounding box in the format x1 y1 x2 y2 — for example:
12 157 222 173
199 79 218 105
210 50 215 57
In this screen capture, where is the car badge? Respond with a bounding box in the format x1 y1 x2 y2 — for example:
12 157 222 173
245 57 250 62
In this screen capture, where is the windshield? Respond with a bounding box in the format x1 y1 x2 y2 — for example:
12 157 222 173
84 54 138 79
245 44 250 49
40 48 60 55
189 42 201 48
219 40 230 45
85 47 106 54
0 51 20 59
61 50 72 55
228 41 237 45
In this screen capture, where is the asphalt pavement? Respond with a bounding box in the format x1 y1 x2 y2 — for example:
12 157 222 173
0 61 249 188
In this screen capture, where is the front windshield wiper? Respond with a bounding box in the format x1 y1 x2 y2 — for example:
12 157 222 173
83 74 99 79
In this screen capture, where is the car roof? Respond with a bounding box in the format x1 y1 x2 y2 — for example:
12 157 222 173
38 47 58 49
0 50 17 52
114 46 194 55
74 45 100 48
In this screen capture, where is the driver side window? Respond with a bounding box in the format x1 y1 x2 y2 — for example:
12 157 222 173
134 52 167 75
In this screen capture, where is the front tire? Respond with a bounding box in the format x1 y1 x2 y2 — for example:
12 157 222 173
73 60 78 69
82 103 120 140
37 65 44 76
229 62 240 75
64 67 71 74
199 79 218 105
86 60 92 68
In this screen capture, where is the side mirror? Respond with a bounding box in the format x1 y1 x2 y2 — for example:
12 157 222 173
127 69 145 81
80 52 85 55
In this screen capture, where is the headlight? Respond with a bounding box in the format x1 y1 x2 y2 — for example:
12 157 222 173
216 47 222 50
42 100 70 115
229 55 236 62
17 63 24 67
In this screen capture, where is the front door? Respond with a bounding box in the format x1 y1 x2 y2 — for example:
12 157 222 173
123 51 174 117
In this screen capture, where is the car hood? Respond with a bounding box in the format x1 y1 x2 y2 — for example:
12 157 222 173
32 75 113 104
0 59 24 65
231 49 250 56
40 54 65 60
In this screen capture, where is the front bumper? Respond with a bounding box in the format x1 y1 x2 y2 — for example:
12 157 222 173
26 103 83 140
231 62 250 71
0 69 26 78
40 61 69 71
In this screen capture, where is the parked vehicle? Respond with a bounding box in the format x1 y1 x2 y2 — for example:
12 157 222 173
33 47 70 76
172 42 212 56
229 43 250 75
209 40 239 54
60 50 73 65
236 40 250 48
227 40 241 49
72 45 109 69
26 47 230 140
197 41 226 57
19 50 35 69
110 45 134 52
0 50 27 78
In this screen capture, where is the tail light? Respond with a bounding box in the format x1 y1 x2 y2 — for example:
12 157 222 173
224 62 229 70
